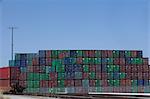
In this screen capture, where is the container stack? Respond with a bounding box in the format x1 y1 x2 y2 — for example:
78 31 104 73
0 67 20 93
8 50 150 94
9 53 37 92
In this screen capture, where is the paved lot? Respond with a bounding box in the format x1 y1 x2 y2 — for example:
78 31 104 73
1 95 60 99
1 94 150 99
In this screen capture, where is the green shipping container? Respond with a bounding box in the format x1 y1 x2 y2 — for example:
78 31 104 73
107 65 113 72
52 59 62 66
51 50 58 58
94 58 101 64
58 80 65 87
9 60 15 66
27 81 39 88
27 73 40 81
107 58 113 64
108 73 114 79
108 80 114 86
89 72 95 79
49 88 57 93
56 65 65 72
113 65 120 72
131 80 138 86
26 88 40 93
131 87 138 92
114 80 120 87
95 50 101 57
27 60 33 66
83 58 89 64
95 87 102 92
120 73 126 79
83 65 89 72
113 50 119 57
95 80 101 87
58 73 65 80
40 73 49 80
76 50 83 57
46 66 55 73
88 58 95 64
20 67 27 72
125 51 131 57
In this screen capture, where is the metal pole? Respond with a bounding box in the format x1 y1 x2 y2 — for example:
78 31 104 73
9 27 17 60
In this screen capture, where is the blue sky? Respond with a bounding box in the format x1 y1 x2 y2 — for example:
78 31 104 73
0 0 150 66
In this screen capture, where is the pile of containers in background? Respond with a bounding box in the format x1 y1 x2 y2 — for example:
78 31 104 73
8 50 150 94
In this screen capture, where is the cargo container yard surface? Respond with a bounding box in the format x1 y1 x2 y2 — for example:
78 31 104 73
0 50 150 97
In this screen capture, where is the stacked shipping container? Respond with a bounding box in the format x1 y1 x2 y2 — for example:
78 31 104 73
7 50 150 94
0 67 20 92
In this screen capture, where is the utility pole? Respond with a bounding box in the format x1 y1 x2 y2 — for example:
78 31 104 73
9 27 17 60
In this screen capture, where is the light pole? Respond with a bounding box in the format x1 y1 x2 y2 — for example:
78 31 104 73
8 27 17 60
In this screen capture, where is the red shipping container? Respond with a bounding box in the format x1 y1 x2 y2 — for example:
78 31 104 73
19 81 26 88
65 80 74 87
0 79 10 88
76 58 83 64
137 73 143 79
82 73 89 79
113 58 120 65
101 50 107 58
131 51 137 58
120 79 126 86
89 80 96 87
10 80 19 86
107 50 113 57
89 65 96 72
131 73 137 79
49 80 57 88
101 73 107 79
138 86 144 93
119 58 125 65
84 51 89 57
143 65 149 72
143 58 149 65
125 80 131 86
19 73 27 80
33 66 40 73
46 50 51 58
40 80 48 88
125 65 132 72
32 58 39 66
96 72 101 79
126 73 132 79
101 80 108 87
74 80 82 87
88 50 95 58
27 66 34 72
49 73 57 80
120 65 126 72
46 58 52 66
10 67 20 80
0 67 10 79
137 65 143 72
113 87 119 93
143 73 149 79
131 65 137 73
58 53 64 59
148 73 150 79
